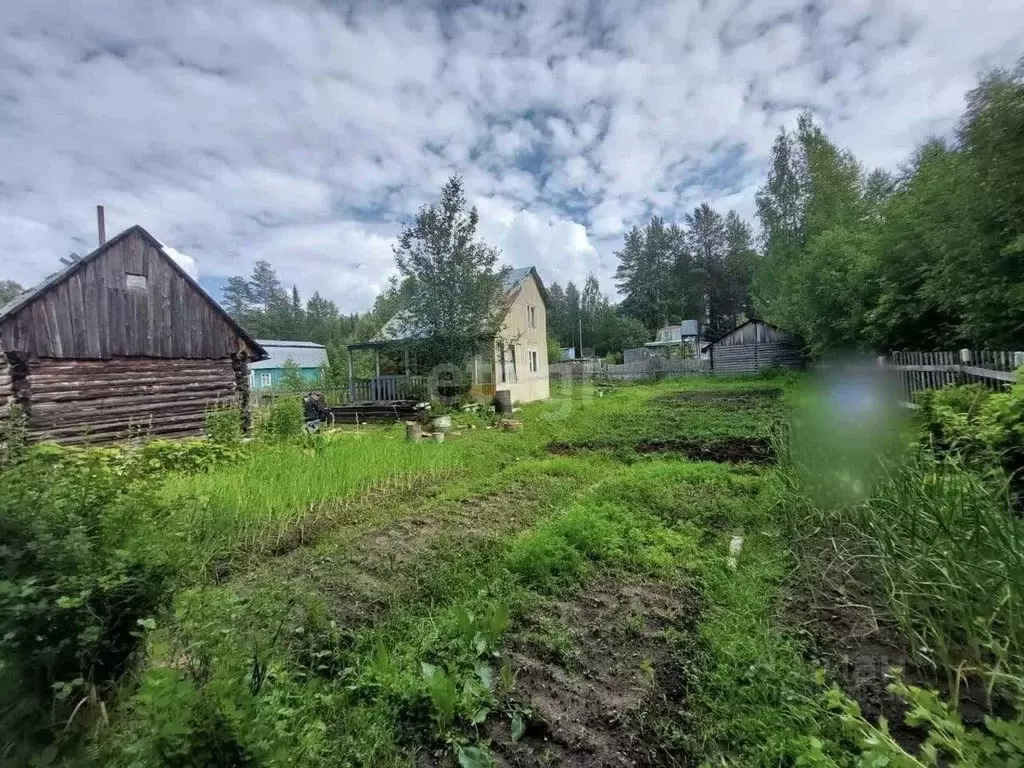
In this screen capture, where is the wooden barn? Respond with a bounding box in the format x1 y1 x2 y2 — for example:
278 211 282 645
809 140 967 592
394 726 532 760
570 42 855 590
705 319 804 374
0 223 266 444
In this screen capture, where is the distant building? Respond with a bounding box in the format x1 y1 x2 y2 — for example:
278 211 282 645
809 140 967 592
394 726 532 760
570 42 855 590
353 267 550 403
643 320 700 356
559 347 577 361
250 340 328 389
703 319 804 373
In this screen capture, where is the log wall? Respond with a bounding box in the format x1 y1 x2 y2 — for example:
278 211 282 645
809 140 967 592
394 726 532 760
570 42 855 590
0 353 12 424
22 357 240 444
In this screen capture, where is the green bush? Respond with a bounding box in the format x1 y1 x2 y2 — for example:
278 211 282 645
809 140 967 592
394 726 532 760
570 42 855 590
206 405 243 447
916 376 1024 479
0 445 175 759
256 397 305 442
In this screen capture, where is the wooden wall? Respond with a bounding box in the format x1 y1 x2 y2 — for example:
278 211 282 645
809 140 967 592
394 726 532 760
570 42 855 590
0 228 254 359
0 353 11 425
22 357 240 444
711 342 803 374
713 321 791 347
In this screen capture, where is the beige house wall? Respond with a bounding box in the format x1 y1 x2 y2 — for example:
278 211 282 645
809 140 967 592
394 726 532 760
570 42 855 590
493 273 550 403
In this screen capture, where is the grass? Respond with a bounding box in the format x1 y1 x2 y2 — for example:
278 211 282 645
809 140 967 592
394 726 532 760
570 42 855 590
161 430 458 563
27 370 998 766
99 373 844 767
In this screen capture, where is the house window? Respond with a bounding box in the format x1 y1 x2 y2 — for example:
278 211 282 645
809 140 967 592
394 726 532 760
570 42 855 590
249 371 255 388
126 273 147 291
499 346 518 384
527 305 537 329
261 373 272 388
529 349 538 373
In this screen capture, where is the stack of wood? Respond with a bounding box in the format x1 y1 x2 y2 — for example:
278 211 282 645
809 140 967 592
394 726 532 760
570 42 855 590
329 400 423 423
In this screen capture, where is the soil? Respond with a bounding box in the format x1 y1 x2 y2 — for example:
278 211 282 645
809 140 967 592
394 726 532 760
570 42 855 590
487 580 700 767
547 436 773 464
783 572 999 752
783 587 928 750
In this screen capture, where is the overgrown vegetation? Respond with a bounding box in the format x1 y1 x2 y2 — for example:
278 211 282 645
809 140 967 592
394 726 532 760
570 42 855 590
5 374 1024 766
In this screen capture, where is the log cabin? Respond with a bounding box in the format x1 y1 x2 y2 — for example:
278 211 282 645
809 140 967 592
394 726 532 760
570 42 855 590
0 224 266 444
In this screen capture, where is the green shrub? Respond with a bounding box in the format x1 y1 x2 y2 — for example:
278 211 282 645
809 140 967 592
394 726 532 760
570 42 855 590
256 397 305 442
917 376 1024 479
206 405 243 447
0 445 175 759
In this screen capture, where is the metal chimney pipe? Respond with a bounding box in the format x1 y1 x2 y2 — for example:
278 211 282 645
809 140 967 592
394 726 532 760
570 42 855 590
96 205 106 245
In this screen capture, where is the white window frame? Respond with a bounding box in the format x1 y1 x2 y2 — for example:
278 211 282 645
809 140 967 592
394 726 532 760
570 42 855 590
529 349 538 373
261 372 272 388
527 305 537 329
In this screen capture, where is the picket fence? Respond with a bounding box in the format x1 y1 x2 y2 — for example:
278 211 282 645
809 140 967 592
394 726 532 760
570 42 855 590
881 349 1023 403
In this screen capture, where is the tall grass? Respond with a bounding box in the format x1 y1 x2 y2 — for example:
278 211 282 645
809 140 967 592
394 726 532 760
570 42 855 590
861 456 1024 692
162 431 457 562
774 427 1024 697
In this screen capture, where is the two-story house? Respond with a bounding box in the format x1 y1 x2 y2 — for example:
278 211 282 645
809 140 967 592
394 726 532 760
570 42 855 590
356 266 550 403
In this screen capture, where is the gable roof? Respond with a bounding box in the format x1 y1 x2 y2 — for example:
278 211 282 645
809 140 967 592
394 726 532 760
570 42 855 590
251 339 328 370
0 225 267 360
701 318 795 349
362 266 546 347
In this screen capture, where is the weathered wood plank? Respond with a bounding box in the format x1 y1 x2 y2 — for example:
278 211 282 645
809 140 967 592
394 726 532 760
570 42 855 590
29 381 237 403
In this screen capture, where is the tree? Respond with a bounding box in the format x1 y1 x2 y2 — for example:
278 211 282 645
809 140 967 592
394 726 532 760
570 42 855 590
249 260 283 311
546 283 569 347
686 203 729 338
278 357 304 392
722 211 756 324
580 274 603 354
615 218 676 332
392 175 510 371
753 111 877 353
547 336 564 363
0 280 23 306
564 282 581 353
306 292 340 345
222 276 252 318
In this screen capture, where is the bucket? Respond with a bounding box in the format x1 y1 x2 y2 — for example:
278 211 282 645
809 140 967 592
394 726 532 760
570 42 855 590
494 390 513 414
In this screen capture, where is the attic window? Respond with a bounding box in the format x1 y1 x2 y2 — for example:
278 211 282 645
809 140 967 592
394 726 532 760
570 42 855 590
126 273 147 291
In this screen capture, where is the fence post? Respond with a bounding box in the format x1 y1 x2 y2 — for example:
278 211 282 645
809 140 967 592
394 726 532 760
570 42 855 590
348 351 355 403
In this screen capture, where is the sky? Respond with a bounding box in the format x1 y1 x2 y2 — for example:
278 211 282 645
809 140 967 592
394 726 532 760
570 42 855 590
2 0 1022 313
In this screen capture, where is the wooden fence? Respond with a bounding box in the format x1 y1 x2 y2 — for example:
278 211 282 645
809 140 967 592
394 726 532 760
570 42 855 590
252 375 429 406
551 357 705 382
882 350 1023 403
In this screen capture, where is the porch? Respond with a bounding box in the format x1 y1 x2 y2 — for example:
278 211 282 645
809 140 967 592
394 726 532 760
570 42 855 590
345 339 496 404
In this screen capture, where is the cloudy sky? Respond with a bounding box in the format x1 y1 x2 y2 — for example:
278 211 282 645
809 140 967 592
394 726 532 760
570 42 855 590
2 0 1021 312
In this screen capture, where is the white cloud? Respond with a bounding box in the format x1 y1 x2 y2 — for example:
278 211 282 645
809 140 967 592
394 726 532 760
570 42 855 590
1 0 1021 312
160 245 199 281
